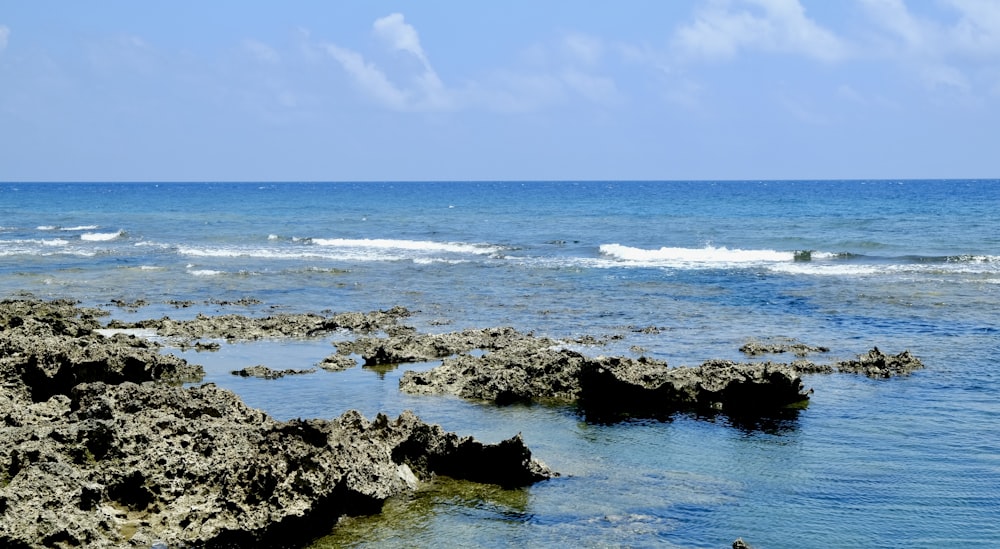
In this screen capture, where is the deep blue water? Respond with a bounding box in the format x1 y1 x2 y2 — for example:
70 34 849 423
2 180 999 547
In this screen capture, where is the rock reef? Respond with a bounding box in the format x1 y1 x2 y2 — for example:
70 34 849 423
400 348 811 420
0 298 927 547
108 306 413 344
833 347 924 378
0 300 553 548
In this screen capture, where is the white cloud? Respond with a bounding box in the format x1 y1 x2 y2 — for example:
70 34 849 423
244 40 280 64
325 43 408 110
562 33 605 66
920 63 970 91
324 13 452 111
673 0 847 62
944 0 1000 56
856 0 999 92
857 0 931 53
559 68 619 103
373 13 430 67
325 13 621 113
0 25 9 52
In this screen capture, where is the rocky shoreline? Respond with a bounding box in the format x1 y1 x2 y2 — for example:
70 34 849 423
0 300 551 548
1 299 925 547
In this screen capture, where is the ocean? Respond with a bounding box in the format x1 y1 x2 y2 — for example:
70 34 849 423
1 180 998 547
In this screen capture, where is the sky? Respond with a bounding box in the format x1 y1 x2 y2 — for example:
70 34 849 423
1 0 999 181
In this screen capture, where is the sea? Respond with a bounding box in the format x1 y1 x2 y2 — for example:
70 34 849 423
1 180 998 548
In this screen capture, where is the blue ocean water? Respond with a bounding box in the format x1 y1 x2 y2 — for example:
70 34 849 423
1 180 999 547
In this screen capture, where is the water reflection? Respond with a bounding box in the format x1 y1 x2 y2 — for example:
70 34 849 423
313 477 534 548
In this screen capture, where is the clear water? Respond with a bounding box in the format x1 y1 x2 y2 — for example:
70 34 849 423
2 181 999 547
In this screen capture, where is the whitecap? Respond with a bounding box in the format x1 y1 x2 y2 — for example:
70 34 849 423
81 230 124 241
310 238 501 255
188 269 224 277
600 244 795 266
61 225 99 231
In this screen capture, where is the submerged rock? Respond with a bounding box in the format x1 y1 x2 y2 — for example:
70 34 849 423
108 306 413 343
401 347 585 404
0 300 554 548
578 358 809 420
740 337 830 357
336 326 554 367
835 347 924 378
231 365 316 379
400 347 810 419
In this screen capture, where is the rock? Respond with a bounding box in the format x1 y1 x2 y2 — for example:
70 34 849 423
401 347 810 419
337 327 554 367
0 312 203 403
108 306 413 343
835 347 924 378
318 353 359 371
733 538 754 549
231 365 316 379
400 347 585 404
578 358 809 420
740 337 829 357
0 300 555 548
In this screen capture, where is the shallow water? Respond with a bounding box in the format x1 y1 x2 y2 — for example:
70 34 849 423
2 180 999 547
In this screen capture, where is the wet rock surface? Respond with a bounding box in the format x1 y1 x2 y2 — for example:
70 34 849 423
834 347 925 378
335 326 555 367
108 306 413 344
740 337 830 357
231 365 316 379
0 300 553 548
400 348 812 419
1 298 927 546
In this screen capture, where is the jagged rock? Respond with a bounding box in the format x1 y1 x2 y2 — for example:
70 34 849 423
0 300 554 548
317 353 359 372
733 538 754 549
400 348 585 404
835 347 924 378
401 348 810 418
107 306 413 343
231 365 316 379
578 358 809 420
740 337 830 357
337 327 554 367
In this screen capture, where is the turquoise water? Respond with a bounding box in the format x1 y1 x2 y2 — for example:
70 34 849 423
2 181 999 547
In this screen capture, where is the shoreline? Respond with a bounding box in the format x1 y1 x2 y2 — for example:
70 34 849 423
0 298 923 547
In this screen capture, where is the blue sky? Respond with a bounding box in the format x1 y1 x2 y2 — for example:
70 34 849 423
1 1 998 181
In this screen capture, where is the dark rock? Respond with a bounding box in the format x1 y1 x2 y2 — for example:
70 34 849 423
400 347 585 404
318 353 359 371
0 300 554 548
401 347 810 420
338 327 554 367
733 538 754 549
231 365 316 379
740 337 830 357
111 306 413 343
578 358 809 420
835 347 924 378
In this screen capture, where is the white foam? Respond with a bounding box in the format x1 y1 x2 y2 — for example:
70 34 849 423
600 244 796 266
310 238 501 255
268 234 279 240
36 225 57 231
81 230 124 241
61 225 99 231
189 269 224 277
94 328 160 339
42 239 70 246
